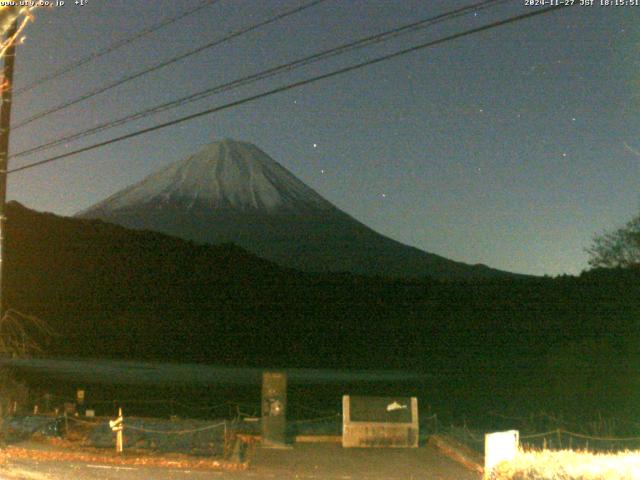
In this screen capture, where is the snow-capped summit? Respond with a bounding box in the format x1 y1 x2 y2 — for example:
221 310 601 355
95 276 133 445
78 139 517 280
81 139 333 216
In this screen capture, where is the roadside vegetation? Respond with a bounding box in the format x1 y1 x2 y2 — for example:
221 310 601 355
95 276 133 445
491 449 640 480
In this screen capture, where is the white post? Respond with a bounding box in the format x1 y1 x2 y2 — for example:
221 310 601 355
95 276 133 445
484 430 519 479
116 407 123 453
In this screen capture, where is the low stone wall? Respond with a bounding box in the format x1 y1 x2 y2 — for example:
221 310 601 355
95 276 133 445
428 434 484 474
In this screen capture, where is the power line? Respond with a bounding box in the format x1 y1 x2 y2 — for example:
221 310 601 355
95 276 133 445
11 0 329 130
14 0 221 96
8 4 571 175
11 0 510 161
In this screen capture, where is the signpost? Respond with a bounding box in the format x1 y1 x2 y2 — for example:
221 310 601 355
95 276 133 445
342 395 419 448
109 407 124 453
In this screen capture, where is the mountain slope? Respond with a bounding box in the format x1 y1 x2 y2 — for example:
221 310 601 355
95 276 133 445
77 139 519 280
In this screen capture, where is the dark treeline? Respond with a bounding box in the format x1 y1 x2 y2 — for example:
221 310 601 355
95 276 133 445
5 202 640 424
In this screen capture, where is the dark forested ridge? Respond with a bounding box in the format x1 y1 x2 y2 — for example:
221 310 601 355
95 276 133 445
5 201 640 420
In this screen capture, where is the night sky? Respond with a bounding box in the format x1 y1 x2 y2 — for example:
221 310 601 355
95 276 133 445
5 0 639 276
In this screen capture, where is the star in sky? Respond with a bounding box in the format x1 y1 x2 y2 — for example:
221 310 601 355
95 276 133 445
624 142 640 157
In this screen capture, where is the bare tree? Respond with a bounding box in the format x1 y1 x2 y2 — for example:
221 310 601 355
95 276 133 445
0 309 54 418
587 213 640 269
0 309 56 358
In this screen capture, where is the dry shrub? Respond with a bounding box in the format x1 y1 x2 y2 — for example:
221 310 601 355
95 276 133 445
491 449 640 480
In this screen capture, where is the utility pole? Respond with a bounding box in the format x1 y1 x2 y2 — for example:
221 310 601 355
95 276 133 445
0 17 18 320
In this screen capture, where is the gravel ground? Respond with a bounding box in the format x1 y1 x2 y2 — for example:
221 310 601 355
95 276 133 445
0 442 480 480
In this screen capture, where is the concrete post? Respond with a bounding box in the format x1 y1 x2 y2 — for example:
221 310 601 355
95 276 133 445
484 430 519 479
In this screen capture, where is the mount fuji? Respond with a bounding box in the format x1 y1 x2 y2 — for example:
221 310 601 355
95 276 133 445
77 139 516 279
